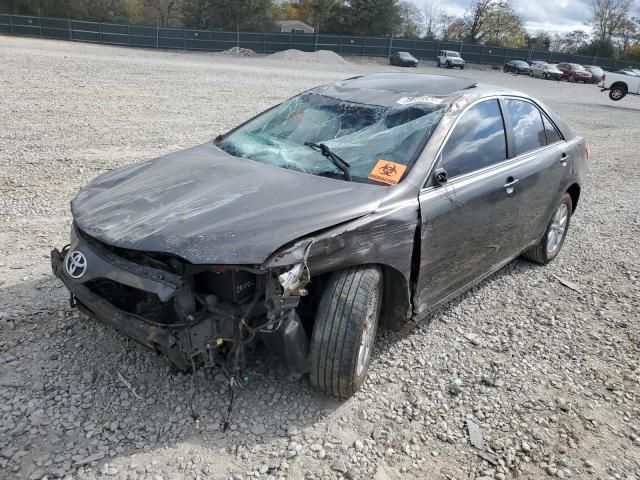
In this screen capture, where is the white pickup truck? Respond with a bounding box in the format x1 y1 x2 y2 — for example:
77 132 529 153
599 69 640 101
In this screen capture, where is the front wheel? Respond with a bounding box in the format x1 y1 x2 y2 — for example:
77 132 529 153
446 61 452 69
522 194 572 264
609 86 626 101
309 266 383 398
436 59 441 67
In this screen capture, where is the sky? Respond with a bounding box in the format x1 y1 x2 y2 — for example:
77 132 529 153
412 0 640 35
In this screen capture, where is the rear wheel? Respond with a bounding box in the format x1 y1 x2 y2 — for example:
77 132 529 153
436 58 441 67
309 266 382 398
522 194 572 265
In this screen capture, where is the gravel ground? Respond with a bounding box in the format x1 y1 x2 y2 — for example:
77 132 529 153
1 36 639 480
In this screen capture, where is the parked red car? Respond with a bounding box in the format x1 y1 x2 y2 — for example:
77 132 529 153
556 63 593 83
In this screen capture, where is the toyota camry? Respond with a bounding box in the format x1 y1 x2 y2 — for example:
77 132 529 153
52 73 587 398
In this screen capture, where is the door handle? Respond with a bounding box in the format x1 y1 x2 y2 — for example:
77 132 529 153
504 177 520 195
560 152 569 166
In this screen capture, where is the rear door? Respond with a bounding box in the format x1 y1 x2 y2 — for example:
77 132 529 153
415 99 523 312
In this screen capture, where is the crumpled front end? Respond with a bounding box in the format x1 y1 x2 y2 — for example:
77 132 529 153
51 226 311 375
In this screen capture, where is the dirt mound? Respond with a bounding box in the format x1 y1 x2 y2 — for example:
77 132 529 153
266 49 348 64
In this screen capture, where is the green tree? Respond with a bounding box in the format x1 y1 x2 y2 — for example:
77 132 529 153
551 29 589 53
209 0 273 32
301 0 336 33
347 0 402 36
143 0 181 26
181 0 210 28
526 32 552 50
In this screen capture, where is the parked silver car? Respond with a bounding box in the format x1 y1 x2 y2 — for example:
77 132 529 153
52 73 587 398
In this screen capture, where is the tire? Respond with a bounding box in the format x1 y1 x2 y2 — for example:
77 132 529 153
609 86 626 101
446 61 452 69
436 59 440 67
522 193 572 265
309 266 383 398
460 65 464 69
529 70 533 77
503 66 507 73
543 72 548 80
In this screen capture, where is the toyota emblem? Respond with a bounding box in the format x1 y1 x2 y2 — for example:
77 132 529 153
65 250 87 279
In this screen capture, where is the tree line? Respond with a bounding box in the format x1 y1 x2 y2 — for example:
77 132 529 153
2 0 639 61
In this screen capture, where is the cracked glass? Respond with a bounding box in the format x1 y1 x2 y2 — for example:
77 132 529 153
217 92 446 185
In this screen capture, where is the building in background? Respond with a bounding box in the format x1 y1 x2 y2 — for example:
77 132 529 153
275 20 314 34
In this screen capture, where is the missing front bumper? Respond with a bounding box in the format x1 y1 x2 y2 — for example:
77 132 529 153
51 247 310 374
52 247 190 370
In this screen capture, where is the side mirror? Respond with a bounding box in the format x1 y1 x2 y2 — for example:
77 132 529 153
434 168 448 186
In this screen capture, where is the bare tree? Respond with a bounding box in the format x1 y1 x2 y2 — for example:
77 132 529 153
422 0 440 39
143 0 180 26
591 0 632 41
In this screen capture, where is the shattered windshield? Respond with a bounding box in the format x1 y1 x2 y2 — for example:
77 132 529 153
216 92 446 185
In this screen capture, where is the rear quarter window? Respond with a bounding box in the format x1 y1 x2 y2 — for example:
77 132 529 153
505 99 546 156
543 116 562 144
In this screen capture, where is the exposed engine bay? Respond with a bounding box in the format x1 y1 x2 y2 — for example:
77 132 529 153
51 226 313 387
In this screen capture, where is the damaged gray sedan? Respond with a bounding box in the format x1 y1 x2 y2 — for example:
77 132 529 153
52 73 587 398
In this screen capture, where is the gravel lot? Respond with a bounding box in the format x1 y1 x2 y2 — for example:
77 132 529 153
1 36 639 480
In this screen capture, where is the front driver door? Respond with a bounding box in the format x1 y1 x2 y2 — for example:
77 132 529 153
414 98 523 315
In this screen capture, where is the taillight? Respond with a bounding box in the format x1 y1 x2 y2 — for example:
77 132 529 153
585 146 590 161
602 74 605 82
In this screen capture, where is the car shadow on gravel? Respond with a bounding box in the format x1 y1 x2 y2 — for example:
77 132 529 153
1 257 540 478
374 257 540 352
0 275 345 478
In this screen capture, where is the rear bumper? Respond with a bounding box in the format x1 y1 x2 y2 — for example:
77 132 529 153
51 248 190 370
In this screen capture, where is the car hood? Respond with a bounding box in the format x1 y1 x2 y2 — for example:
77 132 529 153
71 142 386 265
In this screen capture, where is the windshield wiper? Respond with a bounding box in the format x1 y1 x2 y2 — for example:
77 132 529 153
304 142 352 181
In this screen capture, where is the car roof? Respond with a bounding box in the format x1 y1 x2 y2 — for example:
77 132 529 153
311 73 575 139
320 73 477 101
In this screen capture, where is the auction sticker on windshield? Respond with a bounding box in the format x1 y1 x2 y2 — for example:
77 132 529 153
368 160 407 185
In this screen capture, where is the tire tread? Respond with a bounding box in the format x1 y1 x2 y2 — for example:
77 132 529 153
309 266 381 398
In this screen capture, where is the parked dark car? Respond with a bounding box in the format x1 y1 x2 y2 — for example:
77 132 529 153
52 73 587 398
584 65 604 83
556 63 593 83
390 51 418 67
504 60 531 74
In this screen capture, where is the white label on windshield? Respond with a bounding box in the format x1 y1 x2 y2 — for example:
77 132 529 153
396 96 444 106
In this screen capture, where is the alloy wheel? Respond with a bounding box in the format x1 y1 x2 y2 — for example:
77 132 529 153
547 203 568 256
356 289 378 377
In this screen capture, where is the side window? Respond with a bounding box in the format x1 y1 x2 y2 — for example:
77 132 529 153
543 115 562 144
505 99 546 156
441 99 507 178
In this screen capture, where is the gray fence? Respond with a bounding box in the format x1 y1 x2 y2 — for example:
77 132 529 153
1 13 637 70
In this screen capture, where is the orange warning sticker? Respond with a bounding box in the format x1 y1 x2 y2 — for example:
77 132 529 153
368 160 407 185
